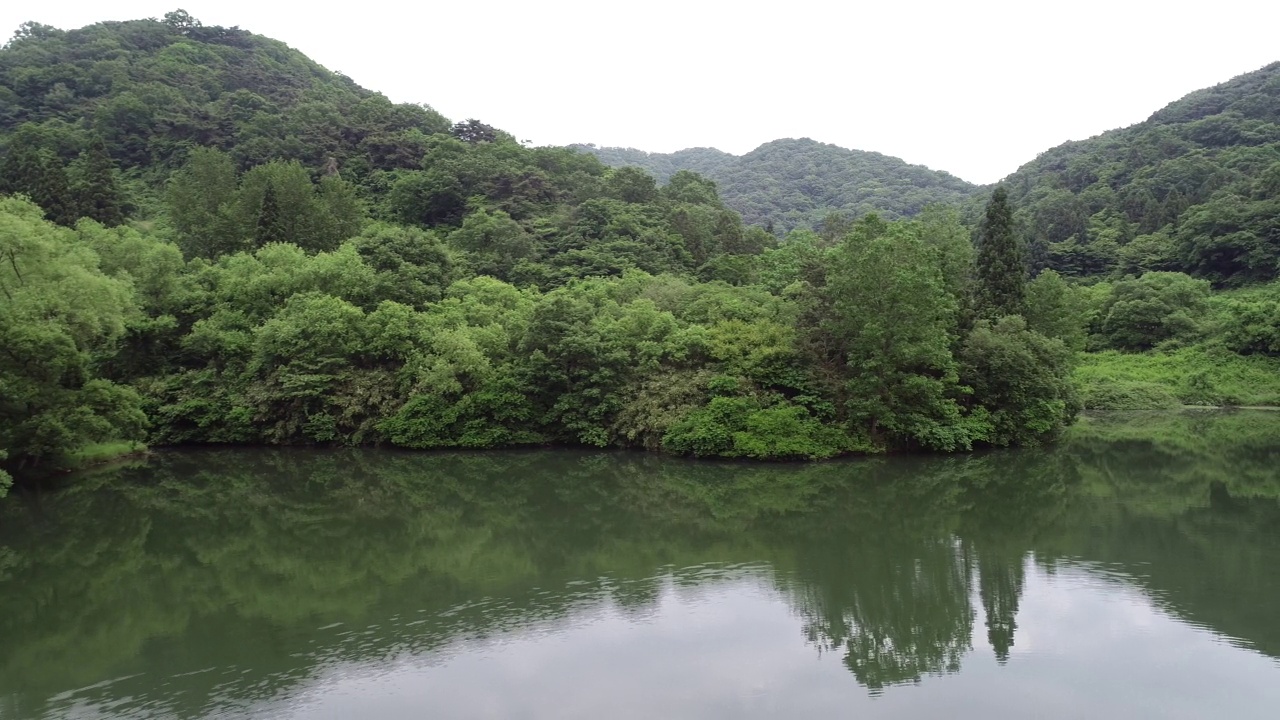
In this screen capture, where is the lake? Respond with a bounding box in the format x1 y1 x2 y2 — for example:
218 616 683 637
2 411 1279 719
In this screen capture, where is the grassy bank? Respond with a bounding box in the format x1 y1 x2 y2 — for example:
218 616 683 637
1075 347 1280 411
1 442 148 498
1068 409 1280 450
57 442 150 473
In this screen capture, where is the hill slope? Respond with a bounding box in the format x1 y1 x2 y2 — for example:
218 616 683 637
0 11 450 184
1 11 1274 482
574 138 979 231
1002 62 1280 284
572 146 736 185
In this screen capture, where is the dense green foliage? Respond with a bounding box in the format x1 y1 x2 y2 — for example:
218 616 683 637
6 12 1280 483
1003 62 1280 286
987 63 1280 411
1058 272 1280 410
0 198 148 482
0 182 1076 481
0 14 1087 482
574 138 978 232
1076 347 1280 409
0 11 451 187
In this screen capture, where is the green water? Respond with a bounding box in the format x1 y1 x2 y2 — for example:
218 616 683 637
2 411 1280 719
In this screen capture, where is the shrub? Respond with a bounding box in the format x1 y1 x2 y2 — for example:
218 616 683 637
1078 379 1180 411
662 396 853 460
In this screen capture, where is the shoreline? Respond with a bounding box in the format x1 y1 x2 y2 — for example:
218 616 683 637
53 442 151 475
11 406 1280 489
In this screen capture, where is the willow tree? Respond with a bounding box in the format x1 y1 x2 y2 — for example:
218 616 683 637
0 197 147 474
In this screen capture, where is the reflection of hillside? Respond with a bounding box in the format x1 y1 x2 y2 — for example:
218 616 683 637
0 450 1040 713
0 451 773 717
1039 487 1280 660
0 410 1277 715
1038 411 1280 659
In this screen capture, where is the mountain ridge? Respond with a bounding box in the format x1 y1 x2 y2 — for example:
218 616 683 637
996 60 1280 283
574 137 979 231
2 14 1278 287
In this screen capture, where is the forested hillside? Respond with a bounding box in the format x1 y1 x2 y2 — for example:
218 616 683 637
572 146 736 185
574 138 978 231
1003 62 1280 286
3 13 1279 495
987 62 1280 417
0 11 451 191
0 13 1088 493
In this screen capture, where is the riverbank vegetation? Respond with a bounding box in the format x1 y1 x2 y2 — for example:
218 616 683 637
2 13 1279 490
0 177 1081 486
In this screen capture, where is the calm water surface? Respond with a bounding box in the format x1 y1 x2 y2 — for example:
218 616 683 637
2 411 1280 718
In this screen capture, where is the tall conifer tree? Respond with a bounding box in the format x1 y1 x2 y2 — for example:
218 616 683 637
0 140 75 225
0 142 42 196
32 149 76 226
975 187 1025 318
70 136 126 226
255 182 288 246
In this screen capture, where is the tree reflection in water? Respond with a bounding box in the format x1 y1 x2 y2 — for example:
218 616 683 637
0 411 1278 716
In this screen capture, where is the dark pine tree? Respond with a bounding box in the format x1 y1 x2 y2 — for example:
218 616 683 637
71 136 126 226
975 186 1026 318
0 141 40 196
32 149 77 226
0 140 75 227
255 182 289 246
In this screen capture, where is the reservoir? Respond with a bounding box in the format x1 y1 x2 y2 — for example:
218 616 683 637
2 411 1279 718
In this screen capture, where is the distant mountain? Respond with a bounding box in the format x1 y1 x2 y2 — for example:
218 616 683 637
3 10 1277 287
574 146 736 185
1000 62 1280 284
573 138 979 231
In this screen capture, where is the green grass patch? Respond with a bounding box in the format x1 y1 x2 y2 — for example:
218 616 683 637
1068 409 1280 450
1063 409 1280 512
1077 379 1180 412
1075 346 1280 409
58 441 149 471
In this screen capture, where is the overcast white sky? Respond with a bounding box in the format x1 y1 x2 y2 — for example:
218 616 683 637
4 1 1279 184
